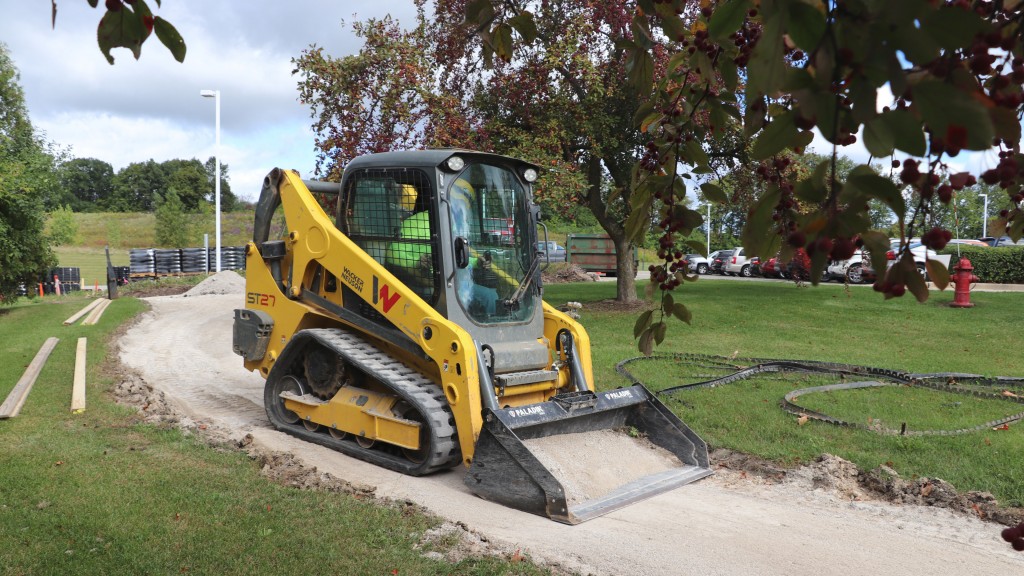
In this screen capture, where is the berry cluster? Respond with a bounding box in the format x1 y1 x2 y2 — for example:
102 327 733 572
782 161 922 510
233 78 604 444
872 279 907 298
1001 522 1024 551
727 12 761 67
921 226 952 251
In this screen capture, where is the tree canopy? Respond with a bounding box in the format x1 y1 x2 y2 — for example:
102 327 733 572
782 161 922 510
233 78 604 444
460 0 1024 351
0 43 59 303
294 0 720 301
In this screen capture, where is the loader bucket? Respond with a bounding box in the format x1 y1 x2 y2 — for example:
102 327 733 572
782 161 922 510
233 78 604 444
465 384 711 524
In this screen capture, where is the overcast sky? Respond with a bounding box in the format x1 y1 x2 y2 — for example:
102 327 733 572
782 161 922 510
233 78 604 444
1 1 417 202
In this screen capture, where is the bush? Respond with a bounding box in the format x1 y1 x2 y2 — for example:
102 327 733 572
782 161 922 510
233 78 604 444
939 245 1024 283
46 204 79 246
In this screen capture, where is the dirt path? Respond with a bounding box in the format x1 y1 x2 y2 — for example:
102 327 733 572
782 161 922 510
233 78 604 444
118 288 1024 576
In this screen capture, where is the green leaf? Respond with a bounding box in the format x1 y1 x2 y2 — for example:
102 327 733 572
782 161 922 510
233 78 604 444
683 239 708 255
700 182 728 204
846 173 905 220
794 160 830 203
653 321 668 345
880 109 926 156
626 49 654 95
708 0 751 41
741 185 783 258
990 106 1022 144
633 310 654 339
659 13 689 42
672 205 704 232
913 79 994 151
685 140 710 171
785 0 826 52
747 13 785 97
97 7 147 64
663 292 675 313
926 259 950 290
631 14 655 49
492 23 514 61
901 255 930 303
751 112 797 160
922 5 990 51
638 327 655 356
153 17 185 63
892 26 940 66
465 0 494 25
672 302 692 324
508 12 538 44
863 115 895 158
633 100 655 127
720 57 737 91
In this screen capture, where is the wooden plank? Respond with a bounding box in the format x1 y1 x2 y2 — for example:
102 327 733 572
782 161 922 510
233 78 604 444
82 298 112 326
71 338 87 413
63 298 104 326
0 337 60 419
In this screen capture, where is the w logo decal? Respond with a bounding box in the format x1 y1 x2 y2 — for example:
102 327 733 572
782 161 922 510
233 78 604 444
372 276 401 313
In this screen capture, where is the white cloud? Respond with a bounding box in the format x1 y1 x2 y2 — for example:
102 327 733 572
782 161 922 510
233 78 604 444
1 1 419 202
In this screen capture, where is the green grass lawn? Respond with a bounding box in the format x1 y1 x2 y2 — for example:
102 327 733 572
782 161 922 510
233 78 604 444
543 278 1024 507
3 277 1022 573
0 294 547 575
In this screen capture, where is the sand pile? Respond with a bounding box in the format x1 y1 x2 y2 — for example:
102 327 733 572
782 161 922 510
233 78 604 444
185 270 247 296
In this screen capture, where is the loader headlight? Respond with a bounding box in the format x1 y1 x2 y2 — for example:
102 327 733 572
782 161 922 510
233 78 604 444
522 168 538 182
444 155 465 172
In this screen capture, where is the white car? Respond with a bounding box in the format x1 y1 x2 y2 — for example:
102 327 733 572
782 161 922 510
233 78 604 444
684 253 710 274
886 240 950 278
723 247 755 276
827 250 870 283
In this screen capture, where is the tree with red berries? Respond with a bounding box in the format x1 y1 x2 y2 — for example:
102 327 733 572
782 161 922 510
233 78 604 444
294 0 719 303
467 0 1024 352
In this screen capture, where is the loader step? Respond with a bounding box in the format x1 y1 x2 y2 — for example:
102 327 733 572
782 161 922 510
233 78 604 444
279 391 326 407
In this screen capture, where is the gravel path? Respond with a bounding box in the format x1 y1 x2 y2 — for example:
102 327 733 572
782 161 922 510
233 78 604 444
117 281 1024 575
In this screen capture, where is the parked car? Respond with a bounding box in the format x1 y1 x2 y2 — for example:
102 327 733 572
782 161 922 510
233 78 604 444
787 248 829 282
724 247 756 276
947 238 989 247
985 235 1024 247
828 250 873 284
886 239 948 278
536 241 566 262
710 250 733 274
748 256 762 276
684 253 710 274
760 254 786 279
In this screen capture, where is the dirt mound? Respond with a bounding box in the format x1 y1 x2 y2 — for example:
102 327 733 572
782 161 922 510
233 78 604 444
184 270 246 296
710 449 1024 526
542 264 599 283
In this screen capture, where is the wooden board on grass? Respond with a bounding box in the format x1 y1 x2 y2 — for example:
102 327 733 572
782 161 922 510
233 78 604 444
71 338 87 413
64 298 103 325
0 337 60 419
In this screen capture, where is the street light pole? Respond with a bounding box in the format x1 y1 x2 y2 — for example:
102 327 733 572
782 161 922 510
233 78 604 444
979 193 988 239
200 89 221 273
705 203 711 252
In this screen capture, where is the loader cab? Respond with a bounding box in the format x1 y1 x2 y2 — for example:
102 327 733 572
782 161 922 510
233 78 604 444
339 150 548 374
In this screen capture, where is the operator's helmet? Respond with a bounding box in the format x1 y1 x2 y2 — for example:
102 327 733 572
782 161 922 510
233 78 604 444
450 178 475 205
449 178 477 237
399 184 417 212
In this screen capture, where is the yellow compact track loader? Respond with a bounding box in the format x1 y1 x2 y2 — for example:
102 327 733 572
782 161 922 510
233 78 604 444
233 150 711 524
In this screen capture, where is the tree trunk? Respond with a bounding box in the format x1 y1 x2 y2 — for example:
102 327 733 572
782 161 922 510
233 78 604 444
583 155 639 303
613 235 638 302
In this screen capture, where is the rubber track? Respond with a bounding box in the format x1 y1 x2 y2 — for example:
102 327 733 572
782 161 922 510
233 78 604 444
616 353 1024 436
267 328 461 475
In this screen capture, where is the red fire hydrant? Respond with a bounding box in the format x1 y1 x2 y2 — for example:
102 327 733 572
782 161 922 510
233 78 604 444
950 258 979 308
